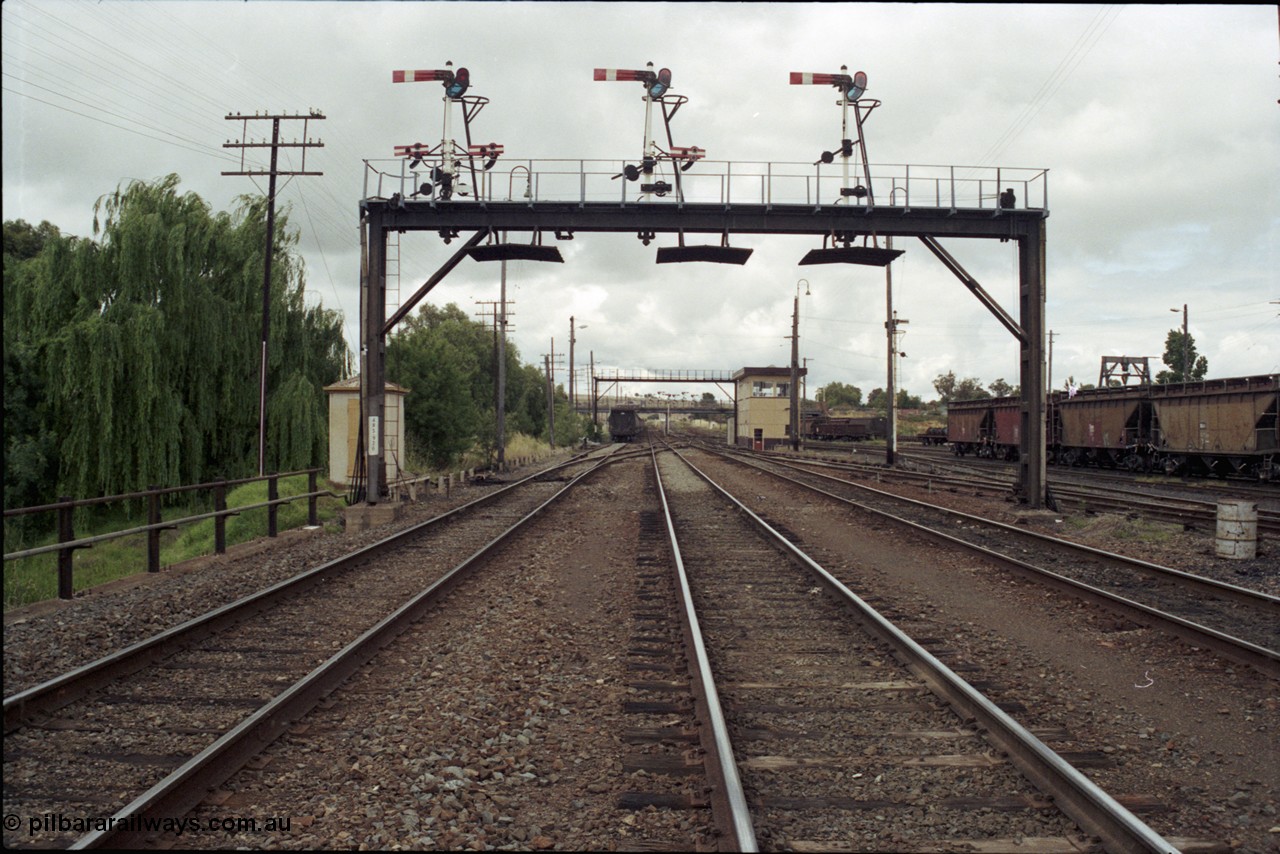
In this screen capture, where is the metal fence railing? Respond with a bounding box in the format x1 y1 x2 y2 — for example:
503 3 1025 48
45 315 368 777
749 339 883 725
4 470 338 601
362 158 1049 213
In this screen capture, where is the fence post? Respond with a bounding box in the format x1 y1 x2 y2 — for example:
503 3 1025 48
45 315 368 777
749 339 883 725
147 485 162 573
57 497 75 600
308 470 319 526
267 473 279 538
214 481 228 554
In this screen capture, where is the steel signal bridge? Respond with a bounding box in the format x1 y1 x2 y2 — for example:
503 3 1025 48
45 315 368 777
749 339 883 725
360 63 1050 508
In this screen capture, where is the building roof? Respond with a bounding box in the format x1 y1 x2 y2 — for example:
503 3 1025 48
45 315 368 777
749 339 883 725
323 375 409 394
732 366 808 381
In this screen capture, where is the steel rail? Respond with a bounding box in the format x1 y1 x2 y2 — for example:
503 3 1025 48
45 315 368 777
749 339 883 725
69 450 620 849
666 445 1178 854
784 447 1280 535
3 447 621 733
648 447 758 852
897 448 1280 524
746 451 1279 613
717 449 1280 679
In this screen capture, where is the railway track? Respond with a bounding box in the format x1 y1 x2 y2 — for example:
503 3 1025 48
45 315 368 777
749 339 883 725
898 446 1280 526
770 443 1280 537
701 445 1280 680
2 447 634 849
650 444 1198 852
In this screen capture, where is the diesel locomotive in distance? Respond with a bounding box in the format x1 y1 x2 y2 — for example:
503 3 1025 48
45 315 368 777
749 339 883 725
946 374 1278 480
607 405 643 442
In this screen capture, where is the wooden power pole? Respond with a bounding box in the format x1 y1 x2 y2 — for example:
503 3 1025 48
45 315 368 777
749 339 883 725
223 110 325 475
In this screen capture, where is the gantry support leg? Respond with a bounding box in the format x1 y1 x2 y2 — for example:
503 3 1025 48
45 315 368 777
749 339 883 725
1018 219 1048 508
361 209 387 504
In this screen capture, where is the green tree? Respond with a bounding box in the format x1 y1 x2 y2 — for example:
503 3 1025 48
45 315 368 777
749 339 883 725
988 378 1017 397
933 372 957 402
387 302 572 466
3 175 347 504
1155 329 1208 383
388 303 486 468
866 387 887 411
3 219 61 261
933 371 992 402
895 389 924 409
816 381 862 411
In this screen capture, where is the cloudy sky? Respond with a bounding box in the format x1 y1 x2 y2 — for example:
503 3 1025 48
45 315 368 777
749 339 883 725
4 1 1277 404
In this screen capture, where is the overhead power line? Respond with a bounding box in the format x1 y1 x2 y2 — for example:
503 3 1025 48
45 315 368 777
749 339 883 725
974 5 1124 167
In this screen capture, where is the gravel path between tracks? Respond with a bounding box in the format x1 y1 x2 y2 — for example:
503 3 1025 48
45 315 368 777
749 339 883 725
165 454 712 851
693 449 1277 853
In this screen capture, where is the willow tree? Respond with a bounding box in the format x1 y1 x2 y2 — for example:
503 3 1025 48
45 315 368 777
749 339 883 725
3 175 347 504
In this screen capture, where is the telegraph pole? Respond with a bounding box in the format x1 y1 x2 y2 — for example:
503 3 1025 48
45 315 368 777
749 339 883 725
544 354 556 448
1181 304 1189 380
498 256 509 467
475 299 514 467
223 110 325 476
1047 330 1055 395
542 342 563 448
790 280 810 452
885 235 898 466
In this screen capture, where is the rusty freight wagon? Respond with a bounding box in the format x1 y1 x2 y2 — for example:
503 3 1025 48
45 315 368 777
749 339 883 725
947 397 1020 459
1051 385 1155 471
1147 375 1278 478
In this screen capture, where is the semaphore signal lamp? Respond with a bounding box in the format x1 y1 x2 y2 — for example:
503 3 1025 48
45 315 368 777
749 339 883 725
648 67 672 98
444 67 470 99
